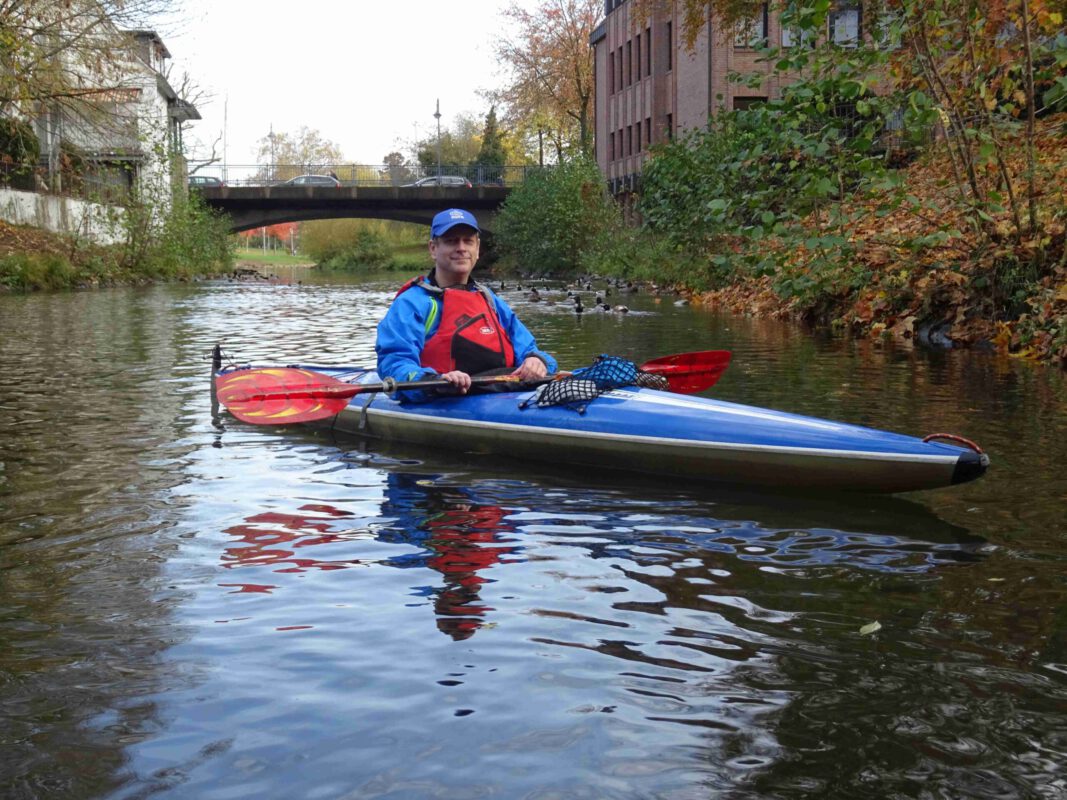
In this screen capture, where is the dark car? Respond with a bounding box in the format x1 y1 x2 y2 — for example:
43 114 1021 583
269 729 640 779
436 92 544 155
282 174 341 187
188 175 224 188
403 175 472 188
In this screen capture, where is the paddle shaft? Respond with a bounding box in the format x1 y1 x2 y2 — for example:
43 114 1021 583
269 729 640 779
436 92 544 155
222 372 538 404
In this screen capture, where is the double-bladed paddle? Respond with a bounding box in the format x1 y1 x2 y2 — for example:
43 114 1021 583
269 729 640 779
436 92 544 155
216 350 731 426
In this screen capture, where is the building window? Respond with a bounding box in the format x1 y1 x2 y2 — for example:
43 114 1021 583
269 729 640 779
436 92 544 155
617 46 623 90
733 96 767 110
636 122 641 152
627 125 632 155
734 3 769 47
782 25 814 48
666 21 673 70
609 50 615 93
830 6 861 47
626 40 632 85
666 113 673 140
645 118 651 149
635 34 641 81
646 27 652 74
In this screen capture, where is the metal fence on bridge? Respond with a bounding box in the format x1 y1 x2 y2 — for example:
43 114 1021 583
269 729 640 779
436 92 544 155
197 163 547 189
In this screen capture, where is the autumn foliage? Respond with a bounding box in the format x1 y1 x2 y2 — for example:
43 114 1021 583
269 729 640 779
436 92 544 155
621 0 1067 364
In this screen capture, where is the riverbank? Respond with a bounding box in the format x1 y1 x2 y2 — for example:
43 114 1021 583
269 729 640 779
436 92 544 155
0 211 230 291
688 118 1067 366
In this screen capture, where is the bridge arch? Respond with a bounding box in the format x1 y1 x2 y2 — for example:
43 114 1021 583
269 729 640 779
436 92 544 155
200 186 508 234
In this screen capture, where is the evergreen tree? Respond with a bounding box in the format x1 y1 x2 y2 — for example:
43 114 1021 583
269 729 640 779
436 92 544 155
472 107 506 184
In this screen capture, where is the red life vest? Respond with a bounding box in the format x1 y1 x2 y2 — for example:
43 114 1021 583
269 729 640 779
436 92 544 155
397 277 516 374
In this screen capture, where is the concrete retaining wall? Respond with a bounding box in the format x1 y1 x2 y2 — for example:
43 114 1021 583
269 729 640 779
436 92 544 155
0 188 124 245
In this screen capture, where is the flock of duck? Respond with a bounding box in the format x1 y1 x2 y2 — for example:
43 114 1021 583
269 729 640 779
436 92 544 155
496 277 691 315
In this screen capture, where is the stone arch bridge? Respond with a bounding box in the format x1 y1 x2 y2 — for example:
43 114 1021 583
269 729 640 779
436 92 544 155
199 185 510 234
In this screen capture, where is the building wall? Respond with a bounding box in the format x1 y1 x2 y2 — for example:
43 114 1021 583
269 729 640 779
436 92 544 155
0 187 125 244
592 1 790 193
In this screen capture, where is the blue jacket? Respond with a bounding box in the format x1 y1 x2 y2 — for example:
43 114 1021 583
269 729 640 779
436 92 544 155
376 276 558 402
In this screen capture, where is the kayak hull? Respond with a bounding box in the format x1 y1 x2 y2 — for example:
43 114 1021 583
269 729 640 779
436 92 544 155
219 365 988 493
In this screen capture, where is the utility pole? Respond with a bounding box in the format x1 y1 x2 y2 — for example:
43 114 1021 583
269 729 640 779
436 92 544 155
269 123 276 183
434 99 442 179
222 95 228 184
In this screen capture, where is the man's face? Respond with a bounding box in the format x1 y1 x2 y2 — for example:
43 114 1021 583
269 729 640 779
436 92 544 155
429 226 480 282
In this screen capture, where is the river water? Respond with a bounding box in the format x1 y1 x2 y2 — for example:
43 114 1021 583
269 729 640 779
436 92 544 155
1 272 1065 799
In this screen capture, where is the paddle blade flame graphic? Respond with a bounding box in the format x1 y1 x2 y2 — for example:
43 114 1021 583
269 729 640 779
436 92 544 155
215 367 353 425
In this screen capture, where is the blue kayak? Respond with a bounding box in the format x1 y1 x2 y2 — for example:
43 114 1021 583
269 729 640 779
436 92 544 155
227 364 989 494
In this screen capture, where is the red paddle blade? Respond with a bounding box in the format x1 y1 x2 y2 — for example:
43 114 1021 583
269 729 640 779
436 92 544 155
639 350 731 394
215 367 353 425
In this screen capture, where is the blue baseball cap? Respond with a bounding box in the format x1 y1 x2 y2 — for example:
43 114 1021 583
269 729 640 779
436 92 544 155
431 208 479 238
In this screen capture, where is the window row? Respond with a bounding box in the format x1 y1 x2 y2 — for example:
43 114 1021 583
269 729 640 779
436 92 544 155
735 5 873 49
608 20 677 95
609 116 672 161
608 25 653 94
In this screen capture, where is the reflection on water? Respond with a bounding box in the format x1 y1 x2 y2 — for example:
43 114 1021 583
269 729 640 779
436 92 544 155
376 473 519 640
0 277 1065 799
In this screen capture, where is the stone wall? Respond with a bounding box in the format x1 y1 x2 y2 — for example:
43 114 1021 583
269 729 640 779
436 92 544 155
0 188 124 245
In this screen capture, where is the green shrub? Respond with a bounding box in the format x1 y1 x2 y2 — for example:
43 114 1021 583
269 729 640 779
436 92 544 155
0 118 40 168
319 229 392 270
495 156 616 275
0 252 74 290
144 193 233 277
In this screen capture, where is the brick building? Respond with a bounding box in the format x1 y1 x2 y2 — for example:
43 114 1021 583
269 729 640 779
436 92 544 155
591 1 861 196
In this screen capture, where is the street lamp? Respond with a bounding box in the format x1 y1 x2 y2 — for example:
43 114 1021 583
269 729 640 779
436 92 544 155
434 98 442 179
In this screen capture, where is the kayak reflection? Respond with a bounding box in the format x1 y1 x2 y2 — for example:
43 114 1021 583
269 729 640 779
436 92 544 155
216 455 985 640
217 474 522 640
219 503 365 593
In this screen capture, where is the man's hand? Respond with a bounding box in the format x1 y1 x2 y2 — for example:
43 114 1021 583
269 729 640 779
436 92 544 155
511 356 548 382
440 370 472 393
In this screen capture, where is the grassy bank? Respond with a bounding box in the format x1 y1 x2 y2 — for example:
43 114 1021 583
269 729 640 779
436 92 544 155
0 197 232 292
234 247 316 268
235 242 427 273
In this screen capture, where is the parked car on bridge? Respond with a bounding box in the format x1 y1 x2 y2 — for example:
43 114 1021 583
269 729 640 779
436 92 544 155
188 175 224 188
402 175 472 189
282 174 341 187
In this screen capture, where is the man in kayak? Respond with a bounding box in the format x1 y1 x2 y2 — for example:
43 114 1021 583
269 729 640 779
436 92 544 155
376 208 558 402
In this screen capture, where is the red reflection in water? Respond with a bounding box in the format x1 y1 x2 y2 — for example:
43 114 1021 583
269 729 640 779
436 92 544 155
220 503 363 575
218 583 277 594
423 503 514 641
218 493 519 641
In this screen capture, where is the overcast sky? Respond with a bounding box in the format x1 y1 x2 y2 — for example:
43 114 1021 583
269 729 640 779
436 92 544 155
160 0 533 170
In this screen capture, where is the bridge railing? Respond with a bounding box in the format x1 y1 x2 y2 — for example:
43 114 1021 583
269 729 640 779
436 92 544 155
194 163 548 188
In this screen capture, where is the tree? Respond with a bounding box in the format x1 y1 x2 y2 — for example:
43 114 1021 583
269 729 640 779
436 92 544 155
254 126 344 181
473 107 506 167
381 151 415 185
0 0 176 118
494 0 601 156
631 0 774 49
414 112 483 172
496 155 617 273
470 106 507 184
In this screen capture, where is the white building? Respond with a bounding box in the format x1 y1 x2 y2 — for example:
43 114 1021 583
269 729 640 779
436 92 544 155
34 28 199 204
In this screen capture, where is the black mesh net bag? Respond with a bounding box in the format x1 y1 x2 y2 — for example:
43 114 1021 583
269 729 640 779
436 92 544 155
520 355 667 413
634 371 670 390
524 378 601 412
